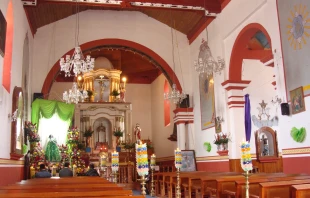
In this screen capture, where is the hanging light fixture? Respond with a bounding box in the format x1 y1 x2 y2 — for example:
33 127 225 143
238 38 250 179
193 38 225 77
164 9 186 104
59 0 94 77
63 82 88 104
193 2 225 77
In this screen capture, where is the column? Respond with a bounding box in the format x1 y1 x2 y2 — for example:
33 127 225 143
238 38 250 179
221 80 251 159
173 108 194 151
177 123 186 149
187 122 195 150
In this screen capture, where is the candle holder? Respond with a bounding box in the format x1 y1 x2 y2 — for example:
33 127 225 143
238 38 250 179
138 175 147 196
150 168 155 197
112 170 118 184
242 171 252 198
176 168 181 198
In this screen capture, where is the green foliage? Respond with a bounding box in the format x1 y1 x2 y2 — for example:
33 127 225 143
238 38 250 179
87 90 93 97
83 129 94 137
110 89 120 97
203 142 212 152
113 130 123 137
22 144 28 154
124 142 135 150
291 127 306 143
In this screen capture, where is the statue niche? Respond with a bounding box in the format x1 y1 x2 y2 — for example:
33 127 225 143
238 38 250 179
255 126 279 162
96 123 106 143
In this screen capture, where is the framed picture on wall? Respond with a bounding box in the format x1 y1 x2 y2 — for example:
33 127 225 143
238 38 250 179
180 150 197 172
0 10 6 57
290 86 306 115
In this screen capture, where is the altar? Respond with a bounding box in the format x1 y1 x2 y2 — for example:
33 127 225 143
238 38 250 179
74 102 132 151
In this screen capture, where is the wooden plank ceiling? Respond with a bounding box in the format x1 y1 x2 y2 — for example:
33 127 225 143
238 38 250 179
23 0 230 84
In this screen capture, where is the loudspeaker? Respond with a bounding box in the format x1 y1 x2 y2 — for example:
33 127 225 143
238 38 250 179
33 93 44 102
281 103 290 115
179 94 190 108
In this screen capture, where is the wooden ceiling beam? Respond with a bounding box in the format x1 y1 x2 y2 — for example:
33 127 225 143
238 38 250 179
36 0 222 13
23 7 36 36
187 16 215 44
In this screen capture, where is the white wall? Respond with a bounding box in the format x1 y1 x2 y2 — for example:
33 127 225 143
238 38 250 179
32 10 191 97
189 0 291 158
0 0 33 158
125 83 152 140
151 74 177 158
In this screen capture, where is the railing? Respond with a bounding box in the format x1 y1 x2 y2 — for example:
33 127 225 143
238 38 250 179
103 164 137 183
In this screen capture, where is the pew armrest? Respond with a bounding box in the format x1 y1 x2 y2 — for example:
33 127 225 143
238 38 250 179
223 190 236 196
249 194 259 198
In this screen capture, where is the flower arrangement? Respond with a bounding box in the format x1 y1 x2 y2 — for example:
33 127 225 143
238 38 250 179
30 143 45 170
67 127 80 145
214 133 231 145
70 147 86 176
83 127 94 137
113 127 123 137
57 144 69 171
25 121 40 142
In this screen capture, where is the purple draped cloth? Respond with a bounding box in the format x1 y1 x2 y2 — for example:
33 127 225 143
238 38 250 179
244 94 251 141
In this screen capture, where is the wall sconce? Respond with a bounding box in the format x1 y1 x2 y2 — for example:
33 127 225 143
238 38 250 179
257 100 270 120
271 95 282 105
8 109 18 122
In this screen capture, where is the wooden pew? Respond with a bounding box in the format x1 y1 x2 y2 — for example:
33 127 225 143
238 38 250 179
202 173 298 198
2 183 119 190
257 179 310 198
0 190 134 197
222 175 310 198
291 184 310 198
16 177 110 185
168 171 206 198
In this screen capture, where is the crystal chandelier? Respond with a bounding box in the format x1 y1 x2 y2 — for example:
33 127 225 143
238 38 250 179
59 1 94 77
194 38 225 77
164 10 186 105
63 82 88 104
60 47 94 77
164 84 186 104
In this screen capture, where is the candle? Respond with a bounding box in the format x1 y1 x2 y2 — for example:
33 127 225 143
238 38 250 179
112 151 119 172
175 148 182 169
150 154 156 170
136 142 149 176
240 140 253 172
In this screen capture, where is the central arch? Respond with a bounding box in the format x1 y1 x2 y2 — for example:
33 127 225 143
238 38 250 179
41 38 182 96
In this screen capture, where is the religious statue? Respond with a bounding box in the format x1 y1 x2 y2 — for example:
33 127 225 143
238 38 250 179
120 85 126 102
134 123 141 143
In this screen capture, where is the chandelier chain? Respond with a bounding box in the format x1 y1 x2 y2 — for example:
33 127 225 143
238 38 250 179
163 8 186 104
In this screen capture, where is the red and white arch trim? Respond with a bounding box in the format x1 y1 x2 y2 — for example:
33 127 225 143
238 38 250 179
173 108 194 125
221 80 251 109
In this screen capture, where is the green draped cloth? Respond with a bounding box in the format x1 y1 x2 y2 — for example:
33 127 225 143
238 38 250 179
31 99 75 127
45 138 61 162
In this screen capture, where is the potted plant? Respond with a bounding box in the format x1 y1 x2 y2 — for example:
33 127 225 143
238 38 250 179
113 128 123 150
83 127 94 148
213 134 223 151
110 89 120 102
221 133 230 150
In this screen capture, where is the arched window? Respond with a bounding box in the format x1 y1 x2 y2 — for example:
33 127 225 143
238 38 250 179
164 80 170 126
2 0 13 92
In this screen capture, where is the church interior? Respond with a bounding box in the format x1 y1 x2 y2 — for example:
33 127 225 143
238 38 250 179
1 0 310 197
